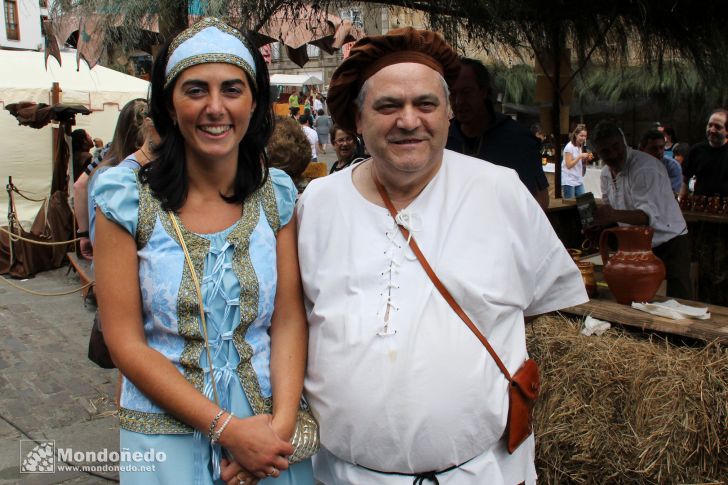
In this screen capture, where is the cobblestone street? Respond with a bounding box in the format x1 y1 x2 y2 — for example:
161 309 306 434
0 267 118 484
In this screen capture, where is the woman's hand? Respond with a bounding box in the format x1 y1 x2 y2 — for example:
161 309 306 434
218 414 292 478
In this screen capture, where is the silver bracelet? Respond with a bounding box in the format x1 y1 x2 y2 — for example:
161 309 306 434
207 409 225 441
211 412 234 445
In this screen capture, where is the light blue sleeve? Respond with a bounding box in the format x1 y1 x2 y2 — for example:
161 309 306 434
269 167 297 227
92 166 140 237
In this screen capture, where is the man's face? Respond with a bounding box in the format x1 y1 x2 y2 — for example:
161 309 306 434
332 129 356 163
594 135 627 170
642 137 665 160
706 112 727 147
355 62 449 175
449 64 488 127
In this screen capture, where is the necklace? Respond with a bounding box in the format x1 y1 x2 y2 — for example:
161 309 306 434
139 148 152 164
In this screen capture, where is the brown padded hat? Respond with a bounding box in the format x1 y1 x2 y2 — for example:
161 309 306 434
327 27 460 132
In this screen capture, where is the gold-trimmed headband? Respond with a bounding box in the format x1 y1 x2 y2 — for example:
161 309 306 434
164 17 257 90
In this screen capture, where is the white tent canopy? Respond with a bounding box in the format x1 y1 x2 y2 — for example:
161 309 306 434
269 73 324 86
0 50 150 110
0 50 150 223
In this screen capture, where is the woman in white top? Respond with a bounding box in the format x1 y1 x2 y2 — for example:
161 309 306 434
561 123 593 198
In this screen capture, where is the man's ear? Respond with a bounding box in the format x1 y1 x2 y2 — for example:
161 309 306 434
355 110 362 135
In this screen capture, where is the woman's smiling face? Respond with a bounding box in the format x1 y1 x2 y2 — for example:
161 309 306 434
169 62 256 165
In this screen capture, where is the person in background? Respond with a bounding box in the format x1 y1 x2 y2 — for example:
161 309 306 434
93 17 312 484
73 98 149 260
328 125 362 174
268 117 312 193
561 124 593 199
638 129 683 196
71 129 94 182
92 137 104 161
313 94 324 114
289 90 300 117
592 121 691 300
313 109 331 155
447 57 549 210
681 108 728 198
672 142 690 166
300 115 319 162
679 109 728 304
298 27 586 484
298 107 314 127
663 126 677 158
303 93 311 115
530 123 546 142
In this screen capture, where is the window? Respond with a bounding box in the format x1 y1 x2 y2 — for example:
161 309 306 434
306 44 320 58
341 8 363 29
4 0 20 40
271 42 281 61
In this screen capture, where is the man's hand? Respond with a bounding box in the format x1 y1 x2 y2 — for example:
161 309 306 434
595 205 648 227
217 414 292 478
594 204 617 227
221 457 260 485
79 237 93 260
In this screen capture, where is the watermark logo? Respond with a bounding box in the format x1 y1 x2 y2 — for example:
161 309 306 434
19 441 165 474
20 440 55 473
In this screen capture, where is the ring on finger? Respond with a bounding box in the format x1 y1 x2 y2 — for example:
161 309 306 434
267 466 278 477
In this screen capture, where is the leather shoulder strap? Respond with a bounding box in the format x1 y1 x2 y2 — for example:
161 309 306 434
372 176 512 382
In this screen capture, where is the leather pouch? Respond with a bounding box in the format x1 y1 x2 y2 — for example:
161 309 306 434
505 358 540 453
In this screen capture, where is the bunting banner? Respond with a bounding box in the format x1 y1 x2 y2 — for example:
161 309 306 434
43 19 62 68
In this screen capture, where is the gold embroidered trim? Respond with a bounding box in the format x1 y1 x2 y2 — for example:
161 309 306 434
260 175 281 235
119 407 193 435
165 18 256 89
228 187 272 415
166 53 257 91
125 177 280 431
159 211 209 393
135 173 156 250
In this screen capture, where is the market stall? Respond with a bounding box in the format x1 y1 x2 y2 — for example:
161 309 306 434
0 50 149 223
269 74 324 117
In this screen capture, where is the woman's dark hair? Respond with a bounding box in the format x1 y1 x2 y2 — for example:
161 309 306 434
102 98 147 167
71 129 90 152
663 126 677 143
672 142 690 159
141 30 273 211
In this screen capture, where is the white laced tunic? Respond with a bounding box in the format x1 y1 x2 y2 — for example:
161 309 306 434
297 150 588 484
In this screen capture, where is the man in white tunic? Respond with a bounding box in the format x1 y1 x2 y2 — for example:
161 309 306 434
296 28 588 485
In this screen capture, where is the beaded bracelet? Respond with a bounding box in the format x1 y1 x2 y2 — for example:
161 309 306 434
207 409 225 441
211 412 234 445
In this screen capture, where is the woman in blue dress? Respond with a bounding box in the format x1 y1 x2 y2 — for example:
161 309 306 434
93 17 313 485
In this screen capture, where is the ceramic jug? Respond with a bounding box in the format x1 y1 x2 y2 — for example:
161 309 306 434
599 226 665 304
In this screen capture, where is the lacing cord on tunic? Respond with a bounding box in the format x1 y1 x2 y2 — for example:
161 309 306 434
169 213 233 484
356 456 475 484
376 208 423 336
196 238 242 482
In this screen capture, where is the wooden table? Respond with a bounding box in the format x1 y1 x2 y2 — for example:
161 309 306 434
561 292 728 344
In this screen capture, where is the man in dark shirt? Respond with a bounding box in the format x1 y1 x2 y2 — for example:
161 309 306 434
447 57 549 210
680 108 728 305
681 108 728 197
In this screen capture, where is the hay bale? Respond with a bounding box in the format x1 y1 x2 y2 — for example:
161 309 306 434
528 314 728 484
